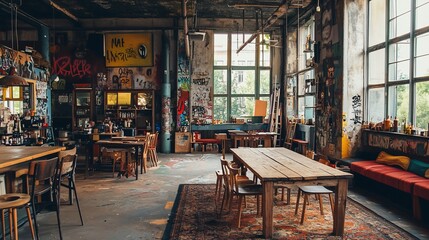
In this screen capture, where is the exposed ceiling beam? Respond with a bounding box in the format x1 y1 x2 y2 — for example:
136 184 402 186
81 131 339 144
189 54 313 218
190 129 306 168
236 2 288 54
45 0 79 23
228 2 280 9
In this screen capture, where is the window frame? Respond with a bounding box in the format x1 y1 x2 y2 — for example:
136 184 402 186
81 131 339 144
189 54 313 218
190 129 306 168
213 33 272 122
366 0 429 129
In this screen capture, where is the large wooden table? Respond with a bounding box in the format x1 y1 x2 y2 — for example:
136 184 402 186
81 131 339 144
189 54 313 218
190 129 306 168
94 140 146 179
231 147 353 238
0 146 66 169
228 131 277 148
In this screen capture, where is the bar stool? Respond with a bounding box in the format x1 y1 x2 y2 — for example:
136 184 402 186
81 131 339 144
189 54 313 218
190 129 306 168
294 185 334 224
0 193 35 240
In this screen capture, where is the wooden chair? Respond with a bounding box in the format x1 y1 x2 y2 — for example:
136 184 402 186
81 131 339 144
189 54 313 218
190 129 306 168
0 193 35 240
294 185 334 224
218 158 253 216
148 132 159 167
54 154 84 233
227 164 263 228
284 121 297 149
28 157 60 240
141 132 151 173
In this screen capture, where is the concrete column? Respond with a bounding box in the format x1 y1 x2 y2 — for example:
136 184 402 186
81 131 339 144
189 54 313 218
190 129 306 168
160 31 172 153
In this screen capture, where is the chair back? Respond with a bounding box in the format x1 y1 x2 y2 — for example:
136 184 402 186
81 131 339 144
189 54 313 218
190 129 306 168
220 158 231 193
226 163 241 193
58 154 78 176
28 157 58 195
143 132 151 156
58 147 77 162
149 132 159 149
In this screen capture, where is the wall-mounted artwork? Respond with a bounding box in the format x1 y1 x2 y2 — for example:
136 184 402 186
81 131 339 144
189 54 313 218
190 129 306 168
105 33 153 67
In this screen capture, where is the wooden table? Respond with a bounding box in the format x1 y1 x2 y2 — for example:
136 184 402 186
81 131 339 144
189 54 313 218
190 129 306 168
94 140 146 179
0 146 66 193
0 146 65 169
228 131 276 148
231 147 353 238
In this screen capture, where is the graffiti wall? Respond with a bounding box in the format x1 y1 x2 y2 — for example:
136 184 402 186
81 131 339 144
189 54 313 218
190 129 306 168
364 131 429 159
104 32 161 90
314 0 344 159
177 31 190 130
190 31 214 124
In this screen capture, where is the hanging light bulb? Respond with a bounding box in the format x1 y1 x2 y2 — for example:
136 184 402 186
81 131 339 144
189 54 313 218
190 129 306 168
316 0 321 12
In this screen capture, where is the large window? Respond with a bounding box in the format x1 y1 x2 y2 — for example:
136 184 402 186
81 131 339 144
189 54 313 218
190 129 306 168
213 33 271 122
367 0 429 129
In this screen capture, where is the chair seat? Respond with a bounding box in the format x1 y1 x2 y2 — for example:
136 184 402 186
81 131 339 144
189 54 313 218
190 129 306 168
299 185 332 194
237 184 263 195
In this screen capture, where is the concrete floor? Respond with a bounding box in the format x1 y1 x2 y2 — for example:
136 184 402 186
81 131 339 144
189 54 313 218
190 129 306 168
15 152 429 240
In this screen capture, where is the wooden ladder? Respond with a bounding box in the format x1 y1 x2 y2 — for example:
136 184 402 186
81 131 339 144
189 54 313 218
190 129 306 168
269 86 282 147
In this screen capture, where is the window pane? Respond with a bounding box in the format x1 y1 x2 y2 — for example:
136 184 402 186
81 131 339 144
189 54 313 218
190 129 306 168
231 70 255 94
388 84 409 123
390 0 410 18
298 74 305 96
214 34 228 66
389 12 411 38
369 0 386 46
415 55 429 78
297 97 304 119
214 97 227 122
231 96 255 117
415 33 429 57
368 49 385 85
304 95 315 120
388 60 409 81
214 69 227 94
417 0 429 7
389 40 410 63
260 34 271 67
416 81 429 129
416 2 429 29
260 70 270 94
368 88 385 123
232 34 255 66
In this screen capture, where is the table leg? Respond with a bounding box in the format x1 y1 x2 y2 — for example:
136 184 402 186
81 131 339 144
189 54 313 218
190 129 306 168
264 136 271 147
135 146 139 180
221 139 225 159
262 181 274 238
333 179 348 236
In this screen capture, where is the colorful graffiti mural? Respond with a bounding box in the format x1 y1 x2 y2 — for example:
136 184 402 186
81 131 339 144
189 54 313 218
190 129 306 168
177 32 190 130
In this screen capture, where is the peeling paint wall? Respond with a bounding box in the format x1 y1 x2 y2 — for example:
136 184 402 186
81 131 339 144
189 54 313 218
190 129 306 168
342 0 366 158
190 31 214 124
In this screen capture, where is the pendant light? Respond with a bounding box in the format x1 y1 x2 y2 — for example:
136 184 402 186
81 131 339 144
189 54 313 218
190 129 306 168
0 1 28 87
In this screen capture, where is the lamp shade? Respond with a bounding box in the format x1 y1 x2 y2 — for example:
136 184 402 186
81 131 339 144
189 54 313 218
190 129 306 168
0 67 28 86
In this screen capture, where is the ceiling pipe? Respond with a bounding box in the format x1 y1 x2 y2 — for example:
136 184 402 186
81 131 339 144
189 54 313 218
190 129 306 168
182 0 190 58
0 0 47 27
236 1 288 54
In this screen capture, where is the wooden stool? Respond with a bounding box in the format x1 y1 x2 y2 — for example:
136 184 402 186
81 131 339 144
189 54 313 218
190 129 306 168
215 170 223 202
294 186 334 224
0 193 35 240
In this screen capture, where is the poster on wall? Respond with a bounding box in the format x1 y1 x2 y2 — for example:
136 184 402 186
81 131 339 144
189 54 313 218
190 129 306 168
105 33 153 67
36 81 47 99
106 67 159 90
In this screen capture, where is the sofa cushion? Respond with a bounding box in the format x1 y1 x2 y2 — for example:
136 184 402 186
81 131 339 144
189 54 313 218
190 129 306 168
414 181 429 200
381 171 427 193
350 161 382 175
408 159 429 178
375 151 410 170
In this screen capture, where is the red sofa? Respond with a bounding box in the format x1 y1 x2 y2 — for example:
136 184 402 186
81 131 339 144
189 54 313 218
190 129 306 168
351 160 429 219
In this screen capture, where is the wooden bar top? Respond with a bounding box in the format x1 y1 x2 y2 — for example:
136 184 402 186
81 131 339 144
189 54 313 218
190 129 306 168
0 146 66 169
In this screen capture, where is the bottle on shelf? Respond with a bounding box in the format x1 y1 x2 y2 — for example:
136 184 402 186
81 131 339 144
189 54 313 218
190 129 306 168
393 116 398 132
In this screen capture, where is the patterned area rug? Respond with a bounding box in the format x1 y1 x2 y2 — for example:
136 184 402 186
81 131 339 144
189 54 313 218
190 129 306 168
163 184 417 240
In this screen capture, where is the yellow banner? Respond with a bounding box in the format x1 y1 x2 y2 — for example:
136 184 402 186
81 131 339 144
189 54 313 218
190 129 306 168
105 33 153 67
